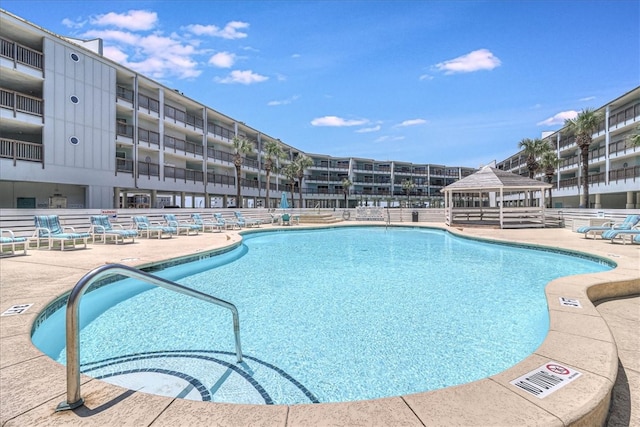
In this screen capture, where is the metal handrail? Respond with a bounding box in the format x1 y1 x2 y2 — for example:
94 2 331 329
56 263 243 411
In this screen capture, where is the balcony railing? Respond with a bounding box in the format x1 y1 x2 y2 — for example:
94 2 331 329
138 161 160 178
207 172 235 186
0 37 43 70
138 94 160 113
207 123 234 142
240 178 260 189
165 105 204 129
164 135 203 156
610 165 640 182
207 147 234 163
0 89 43 117
609 103 639 128
164 165 203 183
115 157 134 175
116 86 134 103
0 138 43 167
139 128 160 147
116 122 134 138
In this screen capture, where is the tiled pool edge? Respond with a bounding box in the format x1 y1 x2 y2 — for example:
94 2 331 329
2 224 638 426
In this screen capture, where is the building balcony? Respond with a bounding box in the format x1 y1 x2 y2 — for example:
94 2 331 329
0 37 43 71
164 165 204 183
0 88 43 119
164 135 203 157
0 137 43 167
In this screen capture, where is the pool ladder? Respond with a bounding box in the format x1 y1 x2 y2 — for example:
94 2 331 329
56 263 243 412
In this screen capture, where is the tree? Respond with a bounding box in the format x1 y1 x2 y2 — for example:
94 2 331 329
402 179 416 207
263 140 285 209
341 178 352 208
282 162 298 208
518 138 548 179
628 124 640 147
293 154 313 209
539 149 560 208
564 108 604 208
232 136 254 208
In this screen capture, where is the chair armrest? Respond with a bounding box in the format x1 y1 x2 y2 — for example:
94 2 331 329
1 229 16 239
90 225 106 233
32 227 51 237
62 225 78 233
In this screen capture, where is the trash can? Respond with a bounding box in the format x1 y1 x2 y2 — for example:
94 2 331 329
412 211 418 222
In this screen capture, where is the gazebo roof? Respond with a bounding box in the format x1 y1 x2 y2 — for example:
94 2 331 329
443 166 552 192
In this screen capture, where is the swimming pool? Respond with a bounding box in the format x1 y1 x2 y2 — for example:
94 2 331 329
32 226 612 405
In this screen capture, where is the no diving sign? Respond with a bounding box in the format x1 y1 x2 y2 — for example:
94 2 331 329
510 362 582 398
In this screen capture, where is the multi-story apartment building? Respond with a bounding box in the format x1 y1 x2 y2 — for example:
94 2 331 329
0 10 474 211
496 87 639 209
1 10 636 211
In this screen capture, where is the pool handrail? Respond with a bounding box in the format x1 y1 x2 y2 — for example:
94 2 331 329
56 263 243 411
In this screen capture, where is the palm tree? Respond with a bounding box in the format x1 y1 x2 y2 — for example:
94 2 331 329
402 179 416 207
341 178 352 208
232 136 254 208
518 138 548 179
564 108 604 208
263 140 285 209
293 154 313 209
628 124 640 147
539 149 560 208
282 162 298 207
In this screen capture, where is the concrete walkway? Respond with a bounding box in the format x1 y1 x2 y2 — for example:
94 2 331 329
1 223 638 426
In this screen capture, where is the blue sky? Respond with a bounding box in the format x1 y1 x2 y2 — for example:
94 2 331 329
3 1 638 167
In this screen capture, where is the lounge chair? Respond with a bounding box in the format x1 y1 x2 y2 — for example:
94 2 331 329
191 213 224 233
32 215 90 250
132 216 176 239
602 225 640 244
576 214 640 239
163 214 201 235
1 229 28 256
89 215 137 244
234 211 263 228
213 213 240 230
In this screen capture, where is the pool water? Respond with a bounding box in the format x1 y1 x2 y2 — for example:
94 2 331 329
32 226 612 404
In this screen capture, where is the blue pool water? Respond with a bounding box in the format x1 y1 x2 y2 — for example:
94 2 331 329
32 226 612 404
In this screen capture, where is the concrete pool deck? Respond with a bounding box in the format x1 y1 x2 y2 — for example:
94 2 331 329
0 223 638 426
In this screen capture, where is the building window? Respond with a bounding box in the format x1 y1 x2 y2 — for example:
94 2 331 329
69 136 79 146
70 95 79 104
70 53 80 62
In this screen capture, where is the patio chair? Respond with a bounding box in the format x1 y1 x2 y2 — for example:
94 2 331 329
1 229 28 256
576 214 640 239
32 215 90 250
132 216 176 239
281 213 291 226
89 215 137 244
602 225 640 244
191 213 224 233
163 214 201 235
234 211 263 228
213 213 240 230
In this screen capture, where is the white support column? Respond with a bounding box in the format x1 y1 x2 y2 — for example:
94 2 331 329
627 191 636 209
594 193 602 209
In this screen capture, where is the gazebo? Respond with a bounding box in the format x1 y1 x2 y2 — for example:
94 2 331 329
442 166 552 228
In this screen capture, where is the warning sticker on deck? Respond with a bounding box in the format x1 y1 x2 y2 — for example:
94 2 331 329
510 362 582 398
559 297 582 308
1 303 34 316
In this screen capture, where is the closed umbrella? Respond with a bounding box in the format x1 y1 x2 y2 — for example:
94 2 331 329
280 193 289 209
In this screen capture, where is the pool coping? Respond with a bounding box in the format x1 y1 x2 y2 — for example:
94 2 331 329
1 223 638 426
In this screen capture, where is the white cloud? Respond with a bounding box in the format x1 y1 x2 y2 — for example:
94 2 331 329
419 74 433 81
356 125 381 133
82 29 141 45
267 95 300 106
375 135 405 143
185 21 249 39
434 49 501 74
215 70 268 84
579 96 596 102
311 116 369 127
537 110 578 126
91 10 158 31
62 18 87 29
209 52 236 68
396 119 427 127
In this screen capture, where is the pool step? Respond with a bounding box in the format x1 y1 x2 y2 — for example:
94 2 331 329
80 350 319 405
298 213 342 224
